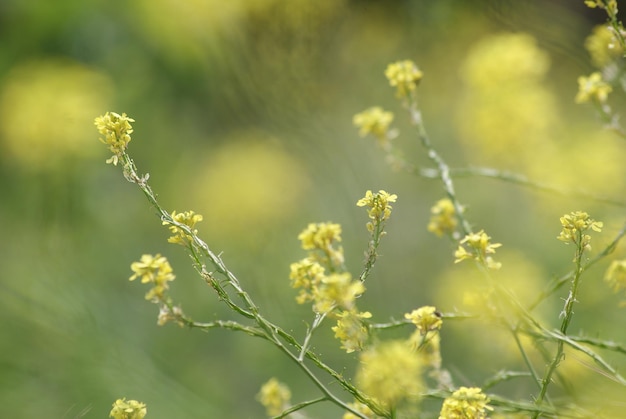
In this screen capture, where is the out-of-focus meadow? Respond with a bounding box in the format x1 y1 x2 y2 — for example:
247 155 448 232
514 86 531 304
1 0 625 417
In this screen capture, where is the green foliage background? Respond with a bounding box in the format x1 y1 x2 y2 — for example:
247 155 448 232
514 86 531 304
1 1 625 417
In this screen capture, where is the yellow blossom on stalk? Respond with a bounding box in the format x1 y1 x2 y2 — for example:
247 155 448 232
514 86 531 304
604 260 626 305
575 72 612 104
297 222 344 268
439 387 492 419
289 257 325 304
454 230 502 270
353 106 395 146
410 330 442 369
332 309 372 353
585 25 624 68
357 190 397 232
557 211 602 252
343 402 375 419
385 60 423 98
313 272 364 314
405 306 443 335
94 112 135 165
428 198 458 237
256 378 291 417
109 398 147 419
163 210 204 245
584 0 618 15
129 254 176 301
356 340 424 408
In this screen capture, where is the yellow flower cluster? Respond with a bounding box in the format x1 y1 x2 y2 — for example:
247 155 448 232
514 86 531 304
332 309 372 353
94 112 135 165
129 254 176 302
109 398 147 419
427 198 458 237
454 230 502 270
605 259 626 295
353 106 395 146
256 378 291 417
575 72 613 104
384 60 423 98
405 306 443 335
356 190 398 232
342 402 375 419
163 210 204 245
355 340 424 408
439 387 492 419
557 211 603 252
297 222 344 267
585 0 618 15
406 306 443 369
585 25 624 68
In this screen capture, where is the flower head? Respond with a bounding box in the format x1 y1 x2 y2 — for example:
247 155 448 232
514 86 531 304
332 309 372 353
356 340 424 408
557 211 602 253
297 222 344 268
585 25 624 68
313 272 365 314
94 112 135 165
289 257 326 304
575 72 612 104
584 0 618 16
130 254 176 302
163 210 204 245
357 190 398 232
454 230 502 270
385 60 423 98
428 198 458 237
342 402 376 419
256 378 291 417
109 398 147 419
439 387 492 419
405 306 443 335
353 107 395 147
604 259 626 306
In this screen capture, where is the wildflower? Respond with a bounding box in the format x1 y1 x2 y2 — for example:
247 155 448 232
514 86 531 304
454 230 502 270
94 112 135 165
557 211 602 252
605 260 626 302
428 198 458 237
584 0 618 15
343 402 375 419
157 304 184 326
410 329 442 370
353 106 395 146
297 222 344 268
109 398 147 419
385 60 423 98
256 378 291 417
163 210 203 245
405 306 443 335
129 254 176 302
357 190 397 232
356 340 424 408
585 25 624 68
332 309 372 353
289 257 325 304
313 272 365 314
439 387 492 419
575 72 612 104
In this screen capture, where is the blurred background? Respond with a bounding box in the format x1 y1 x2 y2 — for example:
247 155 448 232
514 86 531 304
1 0 626 417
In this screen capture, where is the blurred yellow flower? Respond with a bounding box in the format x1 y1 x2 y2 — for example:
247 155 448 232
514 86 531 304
384 60 423 98
454 230 502 270
332 309 372 353
353 106 394 146
427 198 457 238
109 398 147 419
604 259 626 303
0 59 112 170
439 387 492 419
575 72 612 104
256 378 291 417
585 25 624 68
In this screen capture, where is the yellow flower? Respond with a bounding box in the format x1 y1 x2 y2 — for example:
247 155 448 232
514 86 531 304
604 260 626 305
129 254 176 301
163 210 204 245
585 25 624 68
313 272 364 314
405 306 442 335
384 60 423 98
356 340 424 408
289 257 325 304
575 72 612 104
584 0 618 15
427 198 458 237
353 106 395 146
357 190 398 231
94 112 135 165
109 398 147 419
297 222 344 268
332 309 372 353
342 401 375 419
439 387 492 419
454 230 502 270
256 378 291 417
557 211 602 252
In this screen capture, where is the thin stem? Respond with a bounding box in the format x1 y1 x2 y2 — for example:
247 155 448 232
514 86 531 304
273 397 327 419
299 312 327 361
